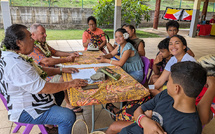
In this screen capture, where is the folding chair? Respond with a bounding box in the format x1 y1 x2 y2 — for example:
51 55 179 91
0 93 48 134
141 56 150 85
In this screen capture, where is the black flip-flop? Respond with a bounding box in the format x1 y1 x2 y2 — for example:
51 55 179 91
106 103 118 121
71 106 83 113
44 126 58 134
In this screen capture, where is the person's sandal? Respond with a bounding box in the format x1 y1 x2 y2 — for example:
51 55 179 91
106 103 119 121
71 106 83 113
43 126 58 134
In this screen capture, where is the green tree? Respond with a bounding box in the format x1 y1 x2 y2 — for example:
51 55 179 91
93 0 151 27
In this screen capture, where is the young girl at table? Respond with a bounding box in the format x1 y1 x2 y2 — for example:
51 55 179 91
98 28 144 83
149 34 196 96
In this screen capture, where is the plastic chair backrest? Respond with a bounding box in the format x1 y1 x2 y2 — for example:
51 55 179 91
147 59 154 82
0 92 48 134
141 56 150 85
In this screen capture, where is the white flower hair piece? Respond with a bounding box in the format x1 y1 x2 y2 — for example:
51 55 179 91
123 33 129 39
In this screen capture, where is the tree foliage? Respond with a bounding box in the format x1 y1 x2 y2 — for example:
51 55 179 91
93 0 151 27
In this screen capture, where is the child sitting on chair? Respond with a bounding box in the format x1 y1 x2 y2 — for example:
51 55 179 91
149 35 196 97
120 61 206 134
150 38 172 84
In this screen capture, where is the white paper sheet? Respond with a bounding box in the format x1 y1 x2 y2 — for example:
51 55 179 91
62 63 113 68
71 68 98 84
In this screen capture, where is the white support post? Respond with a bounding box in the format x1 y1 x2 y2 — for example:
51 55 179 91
189 0 201 37
1 0 12 32
114 0 121 38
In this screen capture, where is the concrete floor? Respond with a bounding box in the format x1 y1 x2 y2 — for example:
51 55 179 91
0 28 215 134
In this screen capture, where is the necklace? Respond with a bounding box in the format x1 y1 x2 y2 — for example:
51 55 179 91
34 41 51 57
1 47 47 79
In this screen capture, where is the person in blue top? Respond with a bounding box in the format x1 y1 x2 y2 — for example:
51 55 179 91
97 28 144 83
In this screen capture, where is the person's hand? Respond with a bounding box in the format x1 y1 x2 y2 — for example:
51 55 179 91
69 79 88 88
62 68 79 74
141 116 167 134
86 39 91 45
97 56 106 63
205 76 215 88
69 52 79 57
144 110 153 118
66 55 75 62
154 54 163 65
98 45 103 50
149 89 161 97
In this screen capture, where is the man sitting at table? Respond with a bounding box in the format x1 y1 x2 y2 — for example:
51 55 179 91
119 61 205 134
29 23 83 113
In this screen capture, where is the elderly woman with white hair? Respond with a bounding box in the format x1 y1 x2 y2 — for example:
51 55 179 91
0 24 88 134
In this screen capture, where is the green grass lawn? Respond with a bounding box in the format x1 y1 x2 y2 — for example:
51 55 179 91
0 29 159 41
46 29 159 40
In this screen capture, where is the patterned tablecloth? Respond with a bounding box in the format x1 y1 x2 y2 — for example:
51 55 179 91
64 51 104 65
62 51 150 106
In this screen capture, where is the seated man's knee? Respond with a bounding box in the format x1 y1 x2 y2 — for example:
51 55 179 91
61 108 76 125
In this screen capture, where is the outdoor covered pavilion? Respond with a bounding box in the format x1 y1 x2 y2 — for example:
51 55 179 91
152 0 215 37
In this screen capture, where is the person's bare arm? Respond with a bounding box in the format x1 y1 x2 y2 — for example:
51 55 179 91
99 45 119 59
106 42 117 52
137 42 145 56
187 49 195 57
42 67 79 76
40 56 75 66
197 76 215 125
150 70 170 96
98 49 131 67
99 40 107 50
153 55 163 75
53 51 79 57
134 106 166 134
83 39 91 48
154 70 170 89
38 79 88 94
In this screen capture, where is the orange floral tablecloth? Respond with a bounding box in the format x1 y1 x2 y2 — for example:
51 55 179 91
64 51 104 65
63 65 150 106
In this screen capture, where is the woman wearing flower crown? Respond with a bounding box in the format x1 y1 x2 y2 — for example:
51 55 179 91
0 24 88 134
98 28 144 83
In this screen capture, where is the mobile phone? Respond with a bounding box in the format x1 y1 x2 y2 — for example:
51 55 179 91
96 58 101 60
82 84 99 90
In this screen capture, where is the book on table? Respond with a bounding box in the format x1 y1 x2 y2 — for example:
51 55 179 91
101 67 121 81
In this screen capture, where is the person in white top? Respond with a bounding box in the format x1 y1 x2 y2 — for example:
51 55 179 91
0 24 88 134
150 35 196 96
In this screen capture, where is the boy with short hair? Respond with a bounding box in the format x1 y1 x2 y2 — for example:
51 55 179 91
166 20 195 57
150 38 172 84
120 61 206 134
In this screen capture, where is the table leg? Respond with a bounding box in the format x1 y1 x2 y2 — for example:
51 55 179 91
91 105 95 133
120 102 123 109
